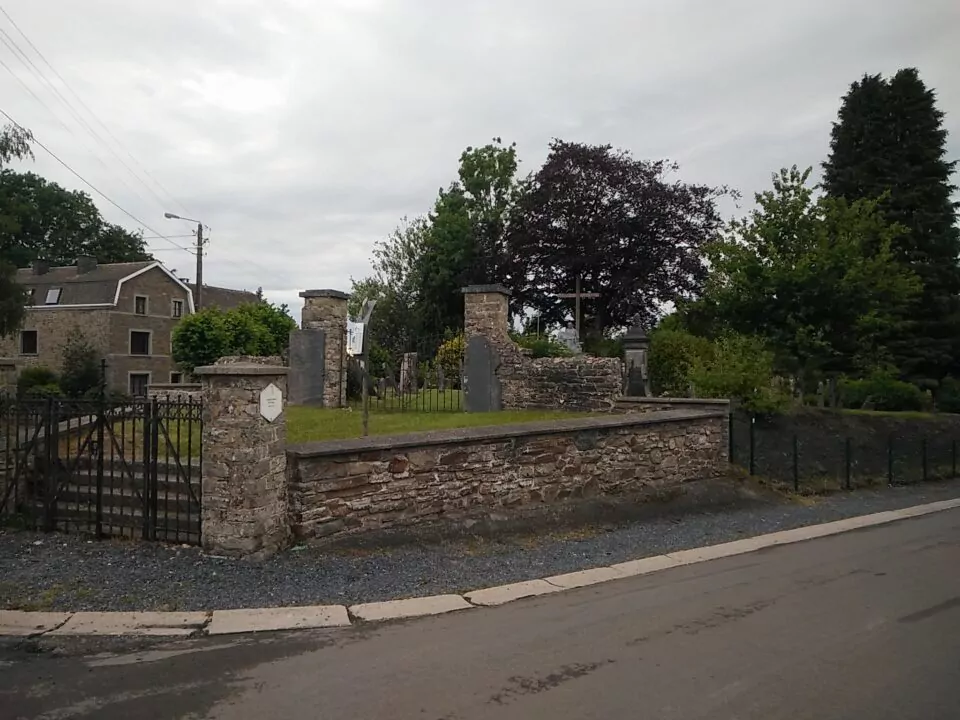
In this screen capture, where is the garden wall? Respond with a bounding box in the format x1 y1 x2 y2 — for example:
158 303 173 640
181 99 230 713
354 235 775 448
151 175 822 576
731 408 960 486
616 397 731 414
462 285 623 411
286 408 728 540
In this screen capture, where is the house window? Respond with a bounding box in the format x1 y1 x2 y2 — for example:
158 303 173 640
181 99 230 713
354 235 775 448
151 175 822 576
170 372 183 384
171 299 184 318
45 288 62 305
20 330 38 355
129 331 151 356
129 373 150 397
135 296 148 315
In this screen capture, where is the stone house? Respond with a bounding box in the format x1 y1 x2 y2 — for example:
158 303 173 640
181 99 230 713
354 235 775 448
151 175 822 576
0 258 255 396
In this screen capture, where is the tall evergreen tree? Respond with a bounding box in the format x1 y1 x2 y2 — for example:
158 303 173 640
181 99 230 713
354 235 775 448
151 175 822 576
823 68 960 381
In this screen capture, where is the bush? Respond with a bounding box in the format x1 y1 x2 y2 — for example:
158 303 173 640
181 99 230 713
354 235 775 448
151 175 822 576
648 328 713 396
60 330 101 398
937 376 960 414
582 336 623 358
513 333 573 358
839 371 925 411
688 333 789 413
17 366 60 397
435 333 465 383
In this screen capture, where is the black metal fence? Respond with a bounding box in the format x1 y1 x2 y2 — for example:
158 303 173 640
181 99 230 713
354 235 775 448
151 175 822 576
349 336 465 413
0 395 202 544
730 411 960 492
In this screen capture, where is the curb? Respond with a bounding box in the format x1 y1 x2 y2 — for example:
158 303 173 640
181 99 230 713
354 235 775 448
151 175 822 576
4 498 959 638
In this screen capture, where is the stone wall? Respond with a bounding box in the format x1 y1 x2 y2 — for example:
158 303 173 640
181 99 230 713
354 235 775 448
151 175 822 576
0 358 14 392
147 383 202 401
287 409 727 540
617 397 731 414
462 285 623 411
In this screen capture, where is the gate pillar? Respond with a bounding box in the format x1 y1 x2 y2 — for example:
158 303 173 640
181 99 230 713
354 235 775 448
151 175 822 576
300 289 349 408
196 360 290 558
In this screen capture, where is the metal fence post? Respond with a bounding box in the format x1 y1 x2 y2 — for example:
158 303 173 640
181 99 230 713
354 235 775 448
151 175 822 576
952 439 957 479
792 434 799 492
844 437 852 490
922 437 928 483
887 435 894 485
728 411 734 464
749 414 756 476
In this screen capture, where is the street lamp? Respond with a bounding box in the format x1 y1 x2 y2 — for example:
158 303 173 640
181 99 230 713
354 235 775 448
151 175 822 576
164 212 208 309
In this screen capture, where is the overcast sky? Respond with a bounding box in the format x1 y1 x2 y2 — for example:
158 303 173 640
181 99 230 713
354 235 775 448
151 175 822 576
1 0 957 319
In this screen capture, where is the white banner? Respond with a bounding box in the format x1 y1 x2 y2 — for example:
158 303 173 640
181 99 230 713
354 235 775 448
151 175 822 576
346 321 365 357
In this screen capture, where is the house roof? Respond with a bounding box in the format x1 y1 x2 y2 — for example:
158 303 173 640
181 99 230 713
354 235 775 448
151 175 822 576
15 260 194 311
186 284 258 310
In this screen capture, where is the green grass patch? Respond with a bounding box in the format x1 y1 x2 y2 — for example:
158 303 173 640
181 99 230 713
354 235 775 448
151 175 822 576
350 388 464 413
286 406 590 443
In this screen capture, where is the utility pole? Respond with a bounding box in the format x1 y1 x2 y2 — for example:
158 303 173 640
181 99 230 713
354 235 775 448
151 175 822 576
195 222 204 310
164 212 208 312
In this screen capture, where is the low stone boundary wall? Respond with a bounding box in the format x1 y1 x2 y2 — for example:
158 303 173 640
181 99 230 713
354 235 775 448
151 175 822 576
513 355 623 411
286 408 728 541
616 397 731 414
148 383 202 401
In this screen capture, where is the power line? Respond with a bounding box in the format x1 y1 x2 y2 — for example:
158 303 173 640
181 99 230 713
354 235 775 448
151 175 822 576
0 3 193 220
0 106 193 254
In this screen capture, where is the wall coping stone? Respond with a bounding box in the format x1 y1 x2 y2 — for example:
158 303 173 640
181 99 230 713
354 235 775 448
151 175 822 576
0 357 14 368
287 408 726 458
195 363 290 376
461 284 511 296
150 383 202 390
300 289 349 300
617 397 730 407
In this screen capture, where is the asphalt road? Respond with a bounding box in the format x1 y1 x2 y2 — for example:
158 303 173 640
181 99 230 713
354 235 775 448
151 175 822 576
3 508 960 719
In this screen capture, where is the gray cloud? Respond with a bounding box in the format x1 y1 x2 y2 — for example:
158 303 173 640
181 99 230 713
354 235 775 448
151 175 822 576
2 0 958 320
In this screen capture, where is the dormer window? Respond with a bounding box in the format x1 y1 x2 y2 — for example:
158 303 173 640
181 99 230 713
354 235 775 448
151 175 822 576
45 288 62 305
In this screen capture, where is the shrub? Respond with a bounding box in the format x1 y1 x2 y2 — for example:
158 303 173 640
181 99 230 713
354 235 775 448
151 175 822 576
688 333 789 414
17 366 60 397
513 333 573 358
839 371 925 411
937 376 960 414
60 330 101 398
582 336 623 358
648 328 713 396
435 333 465 382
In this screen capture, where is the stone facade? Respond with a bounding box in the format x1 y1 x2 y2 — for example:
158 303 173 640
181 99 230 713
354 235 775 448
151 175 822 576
0 358 14 392
147 383 202 401
287 409 727 540
299 289 348 407
462 285 623 411
197 361 290 557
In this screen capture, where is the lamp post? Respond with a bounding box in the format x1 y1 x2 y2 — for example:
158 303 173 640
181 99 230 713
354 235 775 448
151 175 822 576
164 212 207 309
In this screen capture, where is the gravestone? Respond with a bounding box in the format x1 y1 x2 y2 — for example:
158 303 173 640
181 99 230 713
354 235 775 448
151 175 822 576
399 352 418 394
464 335 501 412
556 323 581 354
288 328 326 405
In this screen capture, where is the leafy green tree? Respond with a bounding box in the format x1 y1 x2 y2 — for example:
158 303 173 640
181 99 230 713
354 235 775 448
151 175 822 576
688 334 789 413
697 166 920 386
59 329 102 398
822 69 960 381
649 326 713 396
0 123 33 338
350 216 431 357
415 139 521 338
172 302 297 372
0 171 150 268
507 140 728 334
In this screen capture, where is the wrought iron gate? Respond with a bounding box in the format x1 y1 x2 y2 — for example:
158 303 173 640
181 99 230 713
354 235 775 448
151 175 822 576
0 395 202 544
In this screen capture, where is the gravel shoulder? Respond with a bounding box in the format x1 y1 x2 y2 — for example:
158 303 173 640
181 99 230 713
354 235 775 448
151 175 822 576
3 479 959 613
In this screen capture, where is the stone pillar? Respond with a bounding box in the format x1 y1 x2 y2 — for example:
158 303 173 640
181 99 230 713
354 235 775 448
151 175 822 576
196 361 290 558
462 284 511 342
461 285 517 412
300 289 349 408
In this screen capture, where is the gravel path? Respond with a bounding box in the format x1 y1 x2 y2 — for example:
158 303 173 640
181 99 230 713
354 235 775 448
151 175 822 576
3 480 959 612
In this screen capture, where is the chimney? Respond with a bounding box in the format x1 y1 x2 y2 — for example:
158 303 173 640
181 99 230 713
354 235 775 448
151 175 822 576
76 256 98 275
32 260 49 276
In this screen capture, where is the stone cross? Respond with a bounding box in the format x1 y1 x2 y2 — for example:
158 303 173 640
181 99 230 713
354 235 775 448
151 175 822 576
555 275 600 339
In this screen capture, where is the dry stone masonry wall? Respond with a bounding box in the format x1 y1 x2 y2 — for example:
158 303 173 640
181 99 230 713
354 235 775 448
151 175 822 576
462 285 623 411
287 410 727 540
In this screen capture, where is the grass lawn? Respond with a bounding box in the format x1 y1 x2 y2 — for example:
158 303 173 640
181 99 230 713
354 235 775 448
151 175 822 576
286 405 590 443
